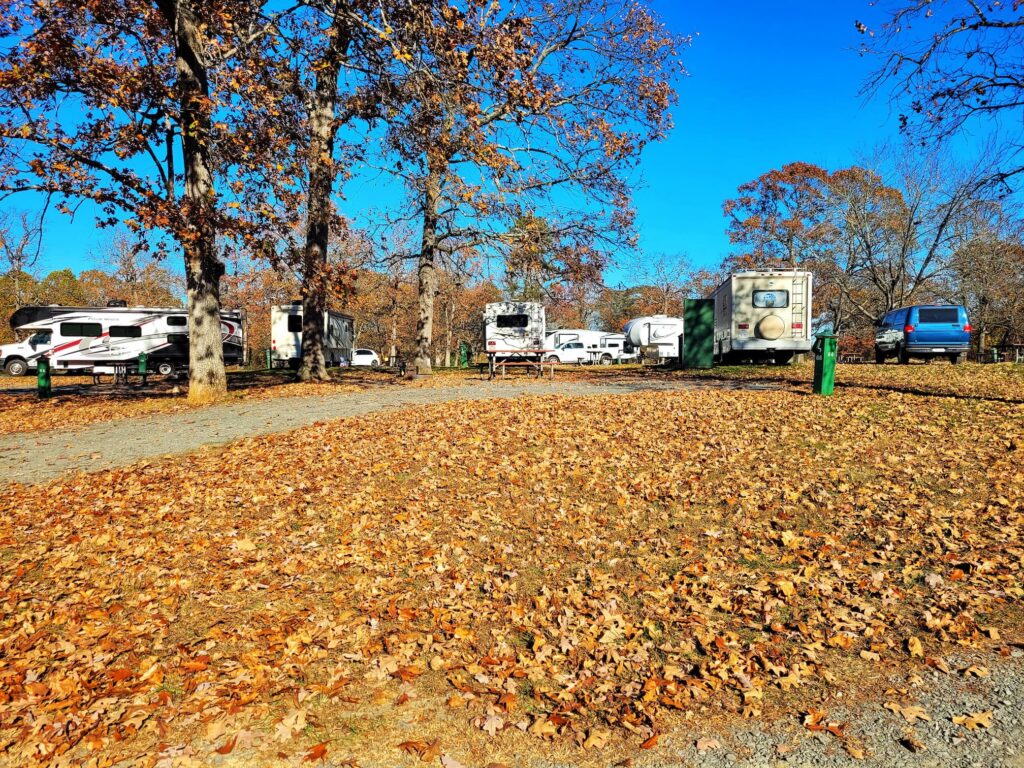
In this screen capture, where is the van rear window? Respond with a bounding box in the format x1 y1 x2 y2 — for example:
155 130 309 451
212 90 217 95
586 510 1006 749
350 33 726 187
918 308 959 324
287 314 303 332
496 314 528 328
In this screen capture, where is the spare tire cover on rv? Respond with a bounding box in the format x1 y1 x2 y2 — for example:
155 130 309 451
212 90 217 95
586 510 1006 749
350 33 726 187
756 314 785 340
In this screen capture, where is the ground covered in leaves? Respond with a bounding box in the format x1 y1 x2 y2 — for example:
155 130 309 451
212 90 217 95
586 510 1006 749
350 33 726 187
0 378 1022 767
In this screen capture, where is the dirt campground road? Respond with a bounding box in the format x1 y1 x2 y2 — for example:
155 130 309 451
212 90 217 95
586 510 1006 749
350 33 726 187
0 377 783 485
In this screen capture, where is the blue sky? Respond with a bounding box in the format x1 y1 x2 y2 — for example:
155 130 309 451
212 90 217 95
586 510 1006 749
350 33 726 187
12 2 959 282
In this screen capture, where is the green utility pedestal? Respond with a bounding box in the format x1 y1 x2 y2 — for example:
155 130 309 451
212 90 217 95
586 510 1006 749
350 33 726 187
37 356 51 398
458 341 470 368
812 334 838 396
682 299 715 369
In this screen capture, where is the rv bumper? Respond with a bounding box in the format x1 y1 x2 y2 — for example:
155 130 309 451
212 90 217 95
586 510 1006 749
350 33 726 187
729 339 813 352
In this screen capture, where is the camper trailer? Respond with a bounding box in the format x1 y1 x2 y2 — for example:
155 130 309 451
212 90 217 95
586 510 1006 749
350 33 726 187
270 303 354 368
1 304 245 376
483 302 546 358
623 315 686 361
711 270 813 364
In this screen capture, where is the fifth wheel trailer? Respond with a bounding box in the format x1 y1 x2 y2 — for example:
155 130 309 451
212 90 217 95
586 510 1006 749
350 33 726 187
270 303 354 368
711 270 813 364
1 304 245 376
623 315 686 361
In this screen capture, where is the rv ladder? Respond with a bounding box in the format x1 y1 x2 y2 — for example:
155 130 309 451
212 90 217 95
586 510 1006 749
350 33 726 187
790 275 806 334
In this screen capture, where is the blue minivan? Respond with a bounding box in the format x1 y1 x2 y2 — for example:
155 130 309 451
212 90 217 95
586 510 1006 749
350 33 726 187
874 305 971 364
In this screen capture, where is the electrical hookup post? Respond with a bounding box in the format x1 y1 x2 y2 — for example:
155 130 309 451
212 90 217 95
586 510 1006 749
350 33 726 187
812 334 838 396
36 355 51 398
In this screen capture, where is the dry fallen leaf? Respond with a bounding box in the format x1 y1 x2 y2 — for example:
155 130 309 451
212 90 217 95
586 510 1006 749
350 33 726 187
953 711 993 730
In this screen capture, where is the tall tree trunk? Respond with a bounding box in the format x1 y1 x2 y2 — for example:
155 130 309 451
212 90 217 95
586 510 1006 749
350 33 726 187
298 15 350 382
415 168 442 374
161 0 227 404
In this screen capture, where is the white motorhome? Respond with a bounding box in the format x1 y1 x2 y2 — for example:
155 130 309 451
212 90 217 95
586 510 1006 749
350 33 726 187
1 304 245 376
623 315 686 361
711 270 813 364
483 302 546 358
270 303 354 368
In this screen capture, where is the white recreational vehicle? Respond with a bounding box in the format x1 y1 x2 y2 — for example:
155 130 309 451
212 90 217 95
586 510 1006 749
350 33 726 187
544 329 634 364
711 270 813 364
623 315 686 361
270 303 354 368
0 303 245 376
483 302 546 358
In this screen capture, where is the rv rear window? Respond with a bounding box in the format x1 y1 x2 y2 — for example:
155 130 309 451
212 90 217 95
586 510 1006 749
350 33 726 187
166 316 187 327
60 322 102 338
109 325 142 338
918 307 959 324
287 314 303 332
496 314 529 328
752 290 789 309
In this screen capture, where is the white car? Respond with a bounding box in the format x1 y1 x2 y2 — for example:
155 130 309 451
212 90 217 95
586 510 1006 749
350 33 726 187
351 348 380 366
545 341 592 365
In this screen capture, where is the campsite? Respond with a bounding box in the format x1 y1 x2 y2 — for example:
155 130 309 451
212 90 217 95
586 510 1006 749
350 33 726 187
1 2 1024 767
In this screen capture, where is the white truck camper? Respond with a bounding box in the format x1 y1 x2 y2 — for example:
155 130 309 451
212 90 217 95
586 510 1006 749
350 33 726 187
483 302 546 358
543 329 634 364
623 315 686 361
0 303 245 376
270 303 354 368
711 270 813 364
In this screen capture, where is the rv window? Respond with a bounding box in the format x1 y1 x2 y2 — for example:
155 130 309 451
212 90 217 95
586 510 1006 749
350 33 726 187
496 314 529 328
918 307 959 324
167 316 187 327
109 325 142 338
60 322 102 338
752 290 789 309
287 314 303 332
29 332 51 346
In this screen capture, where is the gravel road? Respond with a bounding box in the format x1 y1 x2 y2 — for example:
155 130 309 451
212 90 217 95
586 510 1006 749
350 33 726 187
0 377 778 485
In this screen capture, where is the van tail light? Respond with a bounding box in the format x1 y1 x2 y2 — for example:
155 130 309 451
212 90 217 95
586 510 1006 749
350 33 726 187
272 340 276 350
904 324 915 333
963 323 972 333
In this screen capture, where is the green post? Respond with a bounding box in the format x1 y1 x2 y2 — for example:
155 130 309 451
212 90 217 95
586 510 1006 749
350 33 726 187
812 334 838 396
265 348 273 369
458 341 470 369
37 356 51 398
137 352 149 375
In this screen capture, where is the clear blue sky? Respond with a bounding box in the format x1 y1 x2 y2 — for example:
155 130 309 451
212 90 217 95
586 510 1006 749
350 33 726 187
16 2 946 283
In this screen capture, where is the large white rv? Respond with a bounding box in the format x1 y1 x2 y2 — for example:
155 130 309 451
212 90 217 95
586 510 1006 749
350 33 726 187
623 315 686 361
1 304 245 376
483 302 546 358
270 303 354 368
711 270 813 364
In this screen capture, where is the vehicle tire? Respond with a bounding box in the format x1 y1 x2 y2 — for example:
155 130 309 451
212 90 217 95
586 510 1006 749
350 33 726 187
371 359 379 367
874 348 886 364
897 345 910 365
4 358 28 376
545 355 559 364
157 362 175 376
600 354 613 365
773 352 794 366
949 353 962 365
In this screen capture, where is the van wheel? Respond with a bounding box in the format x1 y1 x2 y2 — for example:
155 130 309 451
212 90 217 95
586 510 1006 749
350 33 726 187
4 358 28 376
949 353 962 365
874 348 886 364
897 346 910 365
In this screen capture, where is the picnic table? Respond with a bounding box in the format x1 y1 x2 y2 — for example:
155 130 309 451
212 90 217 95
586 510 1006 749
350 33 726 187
486 349 556 380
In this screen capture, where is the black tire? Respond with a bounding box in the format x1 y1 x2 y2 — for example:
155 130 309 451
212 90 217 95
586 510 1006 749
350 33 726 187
897 345 910 365
545 355 559 364
4 358 28 376
600 354 613 366
157 362 175 376
949 353 962 365
370 359 379 367
874 348 886 364
773 352 794 366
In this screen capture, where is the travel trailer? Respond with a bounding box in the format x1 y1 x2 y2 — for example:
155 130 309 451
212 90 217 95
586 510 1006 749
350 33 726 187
483 302 546 358
711 270 813 364
623 315 686 361
270 303 354 368
1 303 245 376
